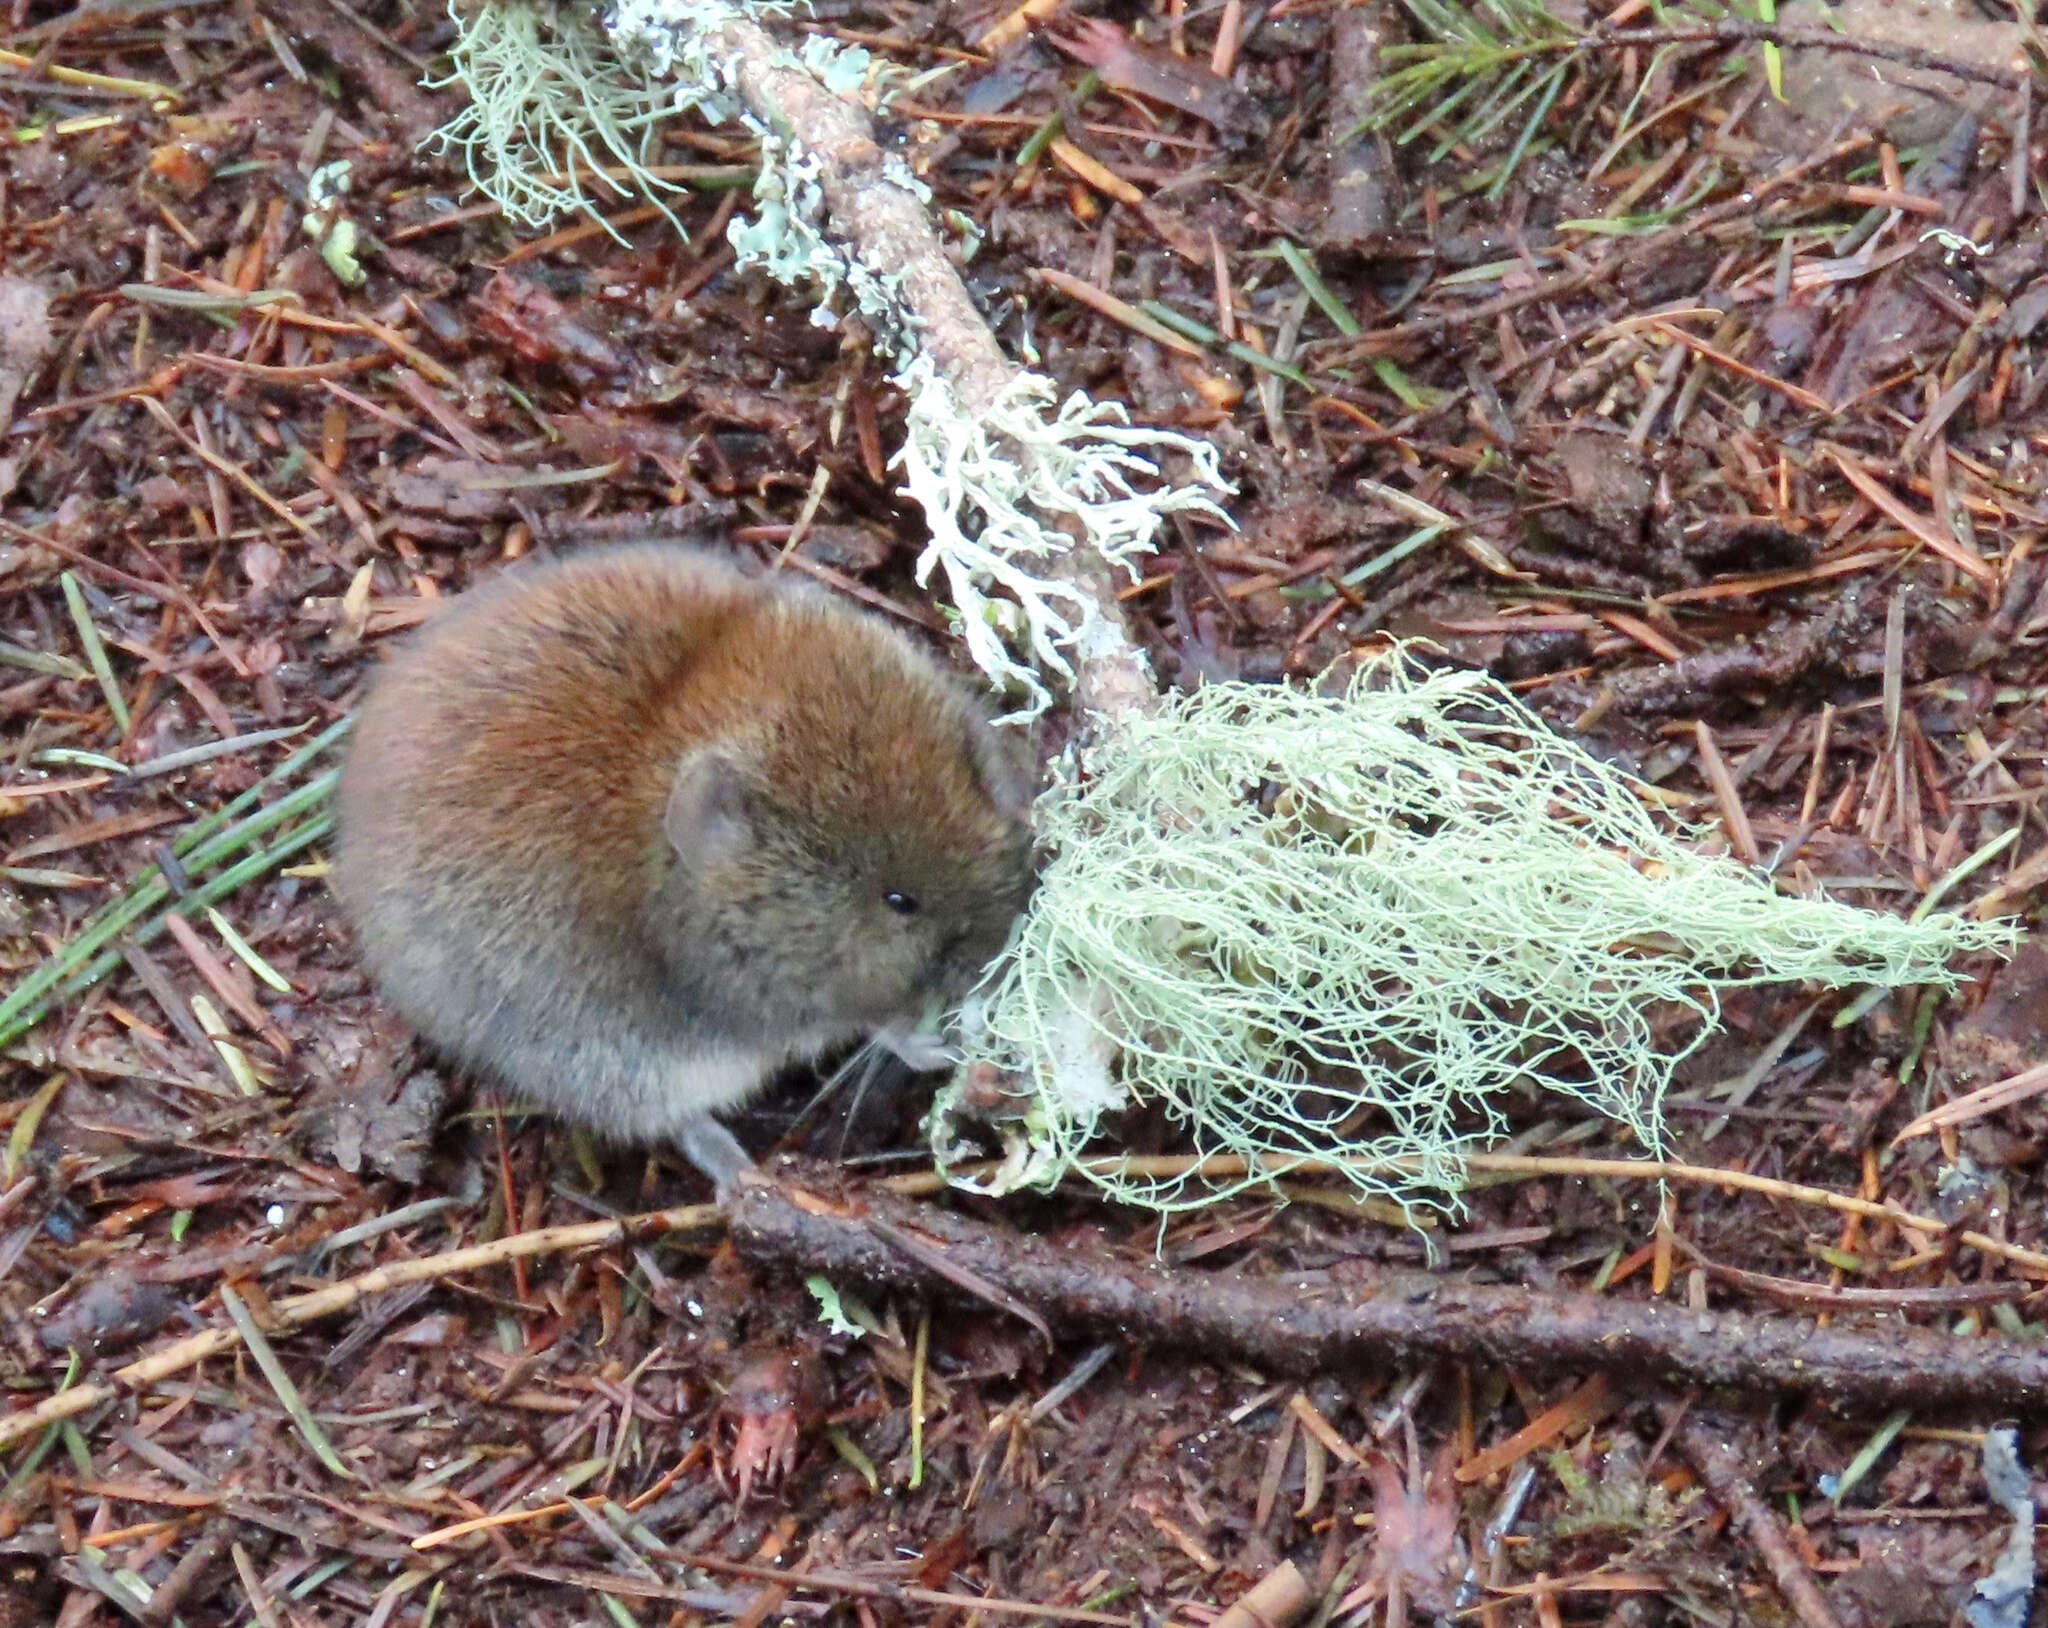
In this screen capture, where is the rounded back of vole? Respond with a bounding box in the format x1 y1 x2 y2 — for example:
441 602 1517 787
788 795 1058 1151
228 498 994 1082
334 544 1034 1079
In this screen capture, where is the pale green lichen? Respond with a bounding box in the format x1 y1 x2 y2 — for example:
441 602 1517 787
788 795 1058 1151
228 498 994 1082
932 650 2019 1214
607 0 909 334
425 0 701 234
302 159 366 285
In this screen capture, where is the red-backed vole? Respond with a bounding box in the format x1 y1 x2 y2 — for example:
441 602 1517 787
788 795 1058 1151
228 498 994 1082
332 544 1034 1189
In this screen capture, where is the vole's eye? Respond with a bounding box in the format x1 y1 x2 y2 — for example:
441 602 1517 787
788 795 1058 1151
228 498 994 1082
883 891 920 916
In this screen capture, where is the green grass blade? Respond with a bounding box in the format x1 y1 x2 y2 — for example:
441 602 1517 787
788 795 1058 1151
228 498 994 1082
1273 241 1362 337
1438 58 1546 158
0 720 346 1047
1487 60 1572 199
2 811 334 1048
59 573 130 738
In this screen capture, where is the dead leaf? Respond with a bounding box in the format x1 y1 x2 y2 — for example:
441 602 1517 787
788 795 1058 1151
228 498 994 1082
1040 17 1259 136
0 278 52 426
1367 1441 1468 1617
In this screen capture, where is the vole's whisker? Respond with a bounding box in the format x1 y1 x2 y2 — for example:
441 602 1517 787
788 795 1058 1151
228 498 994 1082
778 1039 876 1147
834 1042 893 1161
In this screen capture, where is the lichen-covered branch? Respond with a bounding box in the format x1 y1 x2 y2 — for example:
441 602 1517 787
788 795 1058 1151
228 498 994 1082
597 6 1227 719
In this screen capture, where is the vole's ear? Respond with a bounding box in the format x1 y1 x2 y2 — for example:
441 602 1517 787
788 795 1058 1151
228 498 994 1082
665 747 753 868
966 715 1038 823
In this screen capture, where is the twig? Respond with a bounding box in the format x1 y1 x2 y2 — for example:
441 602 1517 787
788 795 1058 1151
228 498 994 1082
1679 1246 2032 1312
0 1205 722 1451
732 1179 2048 1414
1606 22 2025 92
1667 1407 1847 1628
1891 1060 2048 1144
663 1552 1135 1624
140 1521 232 1627
0 43 179 101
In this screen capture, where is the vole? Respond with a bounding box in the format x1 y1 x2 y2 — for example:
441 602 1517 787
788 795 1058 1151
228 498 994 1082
332 543 1035 1191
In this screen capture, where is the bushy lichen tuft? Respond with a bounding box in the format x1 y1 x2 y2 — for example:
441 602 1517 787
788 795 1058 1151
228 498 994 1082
897 359 1229 715
424 0 700 233
933 650 2018 1214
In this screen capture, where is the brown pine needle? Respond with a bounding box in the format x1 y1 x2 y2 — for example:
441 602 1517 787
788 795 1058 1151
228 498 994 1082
137 395 314 537
1648 319 1832 414
1827 445 1995 582
0 44 178 102
1456 1374 1612 1483
1033 267 1203 356
1287 1390 1365 1465
1047 138 1143 205
1694 721 1761 867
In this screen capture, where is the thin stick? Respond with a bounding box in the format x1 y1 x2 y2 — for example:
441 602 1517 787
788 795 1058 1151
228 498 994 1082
886 1152 2048 1274
1891 1061 2048 1144
0 43 179 101
659 1552 1135 1625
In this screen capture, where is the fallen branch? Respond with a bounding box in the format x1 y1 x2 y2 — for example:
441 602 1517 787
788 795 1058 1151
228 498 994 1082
887 1151 2048 1277
733 1178 2048 1416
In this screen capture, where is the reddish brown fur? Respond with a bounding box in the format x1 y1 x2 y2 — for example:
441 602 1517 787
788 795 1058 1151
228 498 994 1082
333 544 1034 1186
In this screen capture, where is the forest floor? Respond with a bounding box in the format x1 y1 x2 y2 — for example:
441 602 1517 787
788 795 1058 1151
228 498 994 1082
2 1 2047 1625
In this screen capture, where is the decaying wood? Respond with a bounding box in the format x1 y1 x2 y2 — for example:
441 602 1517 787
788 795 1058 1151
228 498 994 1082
1212 1560 1314 1628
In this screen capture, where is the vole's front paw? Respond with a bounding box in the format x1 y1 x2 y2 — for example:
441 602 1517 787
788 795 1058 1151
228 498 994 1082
874 1025 958 1073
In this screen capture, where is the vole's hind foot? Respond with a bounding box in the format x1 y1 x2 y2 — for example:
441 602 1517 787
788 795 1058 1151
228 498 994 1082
677 1114 756 1198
